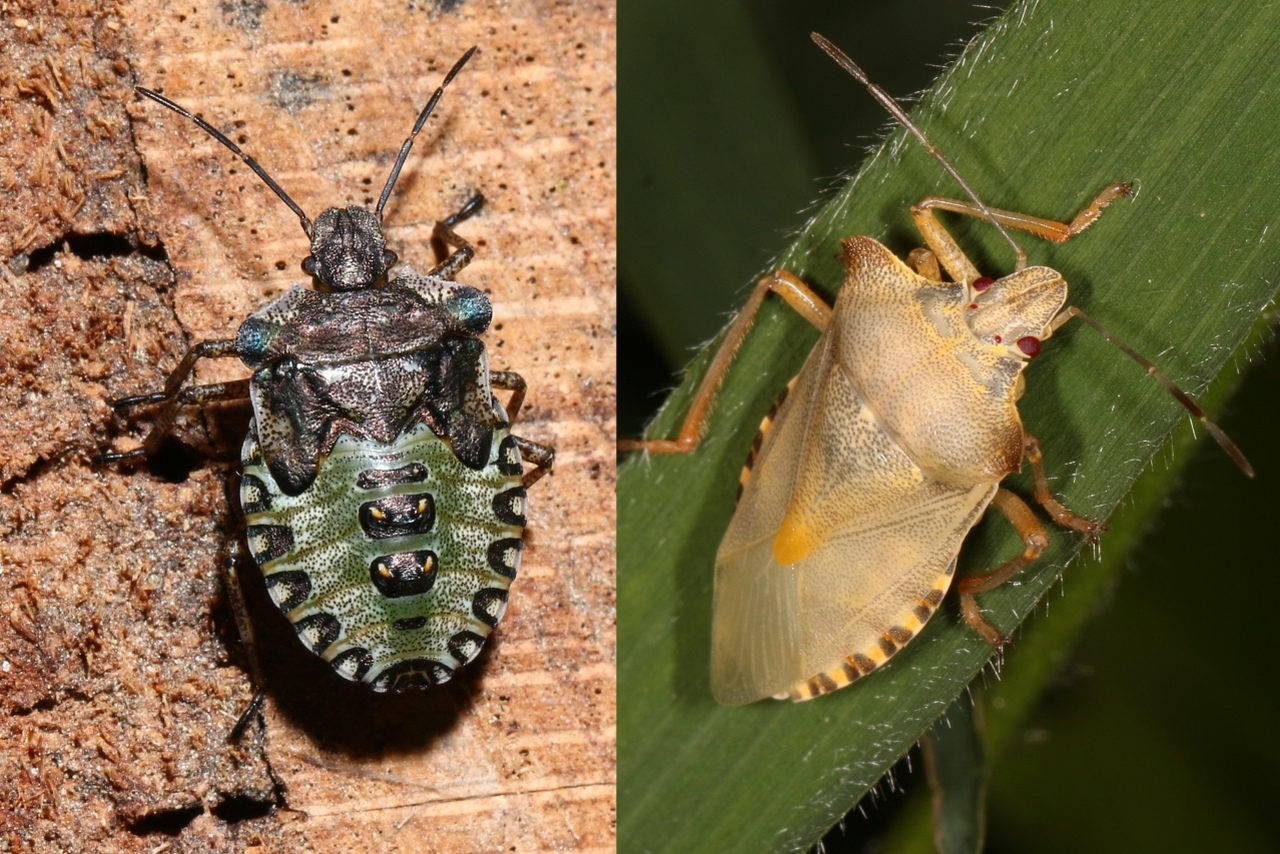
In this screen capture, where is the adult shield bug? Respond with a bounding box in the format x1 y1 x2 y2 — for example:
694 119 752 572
620 33 1250 706
98 47 554 700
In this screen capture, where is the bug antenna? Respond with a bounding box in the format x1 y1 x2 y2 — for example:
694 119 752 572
375 46 478 220
1055 306 1255 478
811 33 1027 270
135 86 314 238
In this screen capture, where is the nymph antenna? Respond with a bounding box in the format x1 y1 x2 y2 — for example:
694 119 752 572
375 46 478 219
135 85 315 237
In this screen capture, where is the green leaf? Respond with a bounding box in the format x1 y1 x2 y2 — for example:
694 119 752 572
923 696 987 854
618 2 1280 852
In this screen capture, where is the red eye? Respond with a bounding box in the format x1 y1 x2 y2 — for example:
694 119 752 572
1016 336 1041 357
993 335 1002 344
971 276 995 292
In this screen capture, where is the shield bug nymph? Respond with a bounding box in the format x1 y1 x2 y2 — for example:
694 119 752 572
620 33 1251 706
98 46 554 703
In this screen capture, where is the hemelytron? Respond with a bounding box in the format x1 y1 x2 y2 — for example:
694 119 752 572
98 46 554 698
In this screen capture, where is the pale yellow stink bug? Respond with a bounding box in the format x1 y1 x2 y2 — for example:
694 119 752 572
619 32 1252 706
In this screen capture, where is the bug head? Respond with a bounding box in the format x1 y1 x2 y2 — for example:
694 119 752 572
965 268 1068 358
309 45 477 292
302 207 397 292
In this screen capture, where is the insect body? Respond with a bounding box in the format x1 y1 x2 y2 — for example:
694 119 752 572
620 34 1249 706
100 47 554 695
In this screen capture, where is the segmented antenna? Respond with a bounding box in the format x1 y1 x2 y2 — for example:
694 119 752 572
1052 307 1255 477
136 86 315 236
376 46 478 219
811 32 1027 271
134 45 479 239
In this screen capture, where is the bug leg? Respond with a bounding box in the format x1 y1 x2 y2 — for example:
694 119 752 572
490 370 528 421
958 434 1103 648
513 436 555 488
489 371 554 486
115 339 240 405
96 338 246 464
96 378 251 464
912 182 1134 278
619 270 832 455
427 193 484 279
220 538 264 683
955 488 1049 649
907 248 941 280
229 690 267 744
220 476 269 742
1022 435 1103 540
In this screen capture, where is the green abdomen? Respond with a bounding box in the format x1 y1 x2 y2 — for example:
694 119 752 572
240 421 526 692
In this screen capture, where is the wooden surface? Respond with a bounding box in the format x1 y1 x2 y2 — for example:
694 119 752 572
0 0 616 850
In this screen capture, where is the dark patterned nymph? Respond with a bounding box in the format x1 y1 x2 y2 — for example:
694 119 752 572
97 47 554 709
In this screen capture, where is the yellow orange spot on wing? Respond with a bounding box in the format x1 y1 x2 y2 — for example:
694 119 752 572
772 511 820 566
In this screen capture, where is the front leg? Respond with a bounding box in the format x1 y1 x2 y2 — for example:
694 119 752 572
428 193 484 279
618 270 831 455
